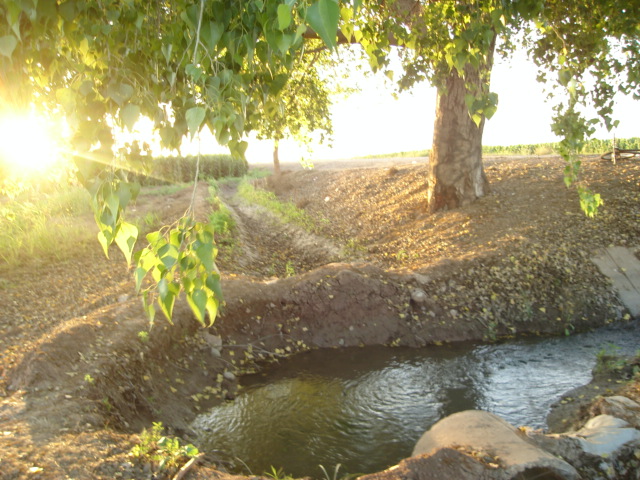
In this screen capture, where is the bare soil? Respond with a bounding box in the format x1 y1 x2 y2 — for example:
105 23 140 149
1 154 640 479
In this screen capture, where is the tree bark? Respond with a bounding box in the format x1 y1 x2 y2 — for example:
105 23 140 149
426 72 489 212
426 39 496 213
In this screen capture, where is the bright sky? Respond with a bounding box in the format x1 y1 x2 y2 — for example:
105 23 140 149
2 48 638 174
240 48 640 164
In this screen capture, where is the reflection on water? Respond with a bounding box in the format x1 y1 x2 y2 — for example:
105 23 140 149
192 321 640 477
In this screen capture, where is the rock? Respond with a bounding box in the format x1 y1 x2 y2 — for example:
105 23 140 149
527 413 640 477
412 274 431 285
202 332 223 348
357 446 499 480
573 414 640 457
590 396 640 428
410 288 428 305
412 410 579 480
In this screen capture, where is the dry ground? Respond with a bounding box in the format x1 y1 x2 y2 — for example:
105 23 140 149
1 154 639 479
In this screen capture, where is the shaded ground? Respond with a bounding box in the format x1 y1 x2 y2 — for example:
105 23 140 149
1 154 640 479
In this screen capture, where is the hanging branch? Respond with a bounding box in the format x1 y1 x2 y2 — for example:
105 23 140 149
188 0 206 218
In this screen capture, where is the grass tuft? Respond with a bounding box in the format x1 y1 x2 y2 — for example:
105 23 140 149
0 186 94 266
237 179 318 232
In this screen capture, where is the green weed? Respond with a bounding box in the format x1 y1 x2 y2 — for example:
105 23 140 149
285 260 296 277
264 466 295 480
208 186 236 244
595 344 625 373
130 422 200 474
318 463 359 480
343 238 366 256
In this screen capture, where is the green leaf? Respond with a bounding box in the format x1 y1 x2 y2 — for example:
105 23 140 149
120 103 140 131
159 244 179 269
206 295 219 325
116 181 134 209
107 82 134 106
277 4 292 30
201 21 224 49
307 0 339 48
115 221 138 265
0 35 18 58
142 291 156 324
187 289 208 324
134 266 147 292
464 93 475 110
185 63 204 82
105 191 120 217
206 274 224 303
97 230 110 258
157 278 176 322
56 88 77 113
196 243 215 272
558 69 572 87
185 106 206 138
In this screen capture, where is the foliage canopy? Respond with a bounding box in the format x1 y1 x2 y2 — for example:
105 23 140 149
2 0 639 324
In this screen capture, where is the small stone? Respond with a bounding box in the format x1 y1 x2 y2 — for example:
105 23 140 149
202 332 223 348
411 288 428 305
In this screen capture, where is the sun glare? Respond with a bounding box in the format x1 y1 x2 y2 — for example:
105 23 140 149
0 111 62 176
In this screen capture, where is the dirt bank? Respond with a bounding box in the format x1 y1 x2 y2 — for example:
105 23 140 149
1 154 639 479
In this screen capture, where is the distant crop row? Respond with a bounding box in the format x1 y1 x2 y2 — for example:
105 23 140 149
482 137 640 156
131 154 249 186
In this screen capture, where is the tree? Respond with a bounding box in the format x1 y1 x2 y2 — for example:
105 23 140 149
353 0 639 212
2 0 639 324
253 51 334 175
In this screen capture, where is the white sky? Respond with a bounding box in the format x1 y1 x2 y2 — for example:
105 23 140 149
234 48 639 165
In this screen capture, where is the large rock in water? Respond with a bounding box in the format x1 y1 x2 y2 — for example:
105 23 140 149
360 410 580 480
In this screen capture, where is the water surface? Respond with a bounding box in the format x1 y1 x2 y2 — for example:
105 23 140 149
193 321 640 477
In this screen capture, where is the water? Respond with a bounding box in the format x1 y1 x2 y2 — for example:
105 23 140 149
192 322 640 477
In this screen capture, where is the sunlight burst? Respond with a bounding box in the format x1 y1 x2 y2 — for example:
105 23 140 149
0 112 62 175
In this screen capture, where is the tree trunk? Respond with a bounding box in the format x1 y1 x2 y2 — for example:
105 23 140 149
426 40 496 212
273 140 281 176
426 71 489 212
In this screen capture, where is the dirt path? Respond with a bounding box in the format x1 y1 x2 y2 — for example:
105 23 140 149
216 182 344 277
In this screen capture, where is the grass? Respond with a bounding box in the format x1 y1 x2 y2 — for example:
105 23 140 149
207 181 237 246
141 183 189 196
0 181 198 267
0 186 95 266
0 168 257 267
237 179 318 232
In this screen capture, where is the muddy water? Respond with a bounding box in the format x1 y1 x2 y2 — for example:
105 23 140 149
192 322 640 477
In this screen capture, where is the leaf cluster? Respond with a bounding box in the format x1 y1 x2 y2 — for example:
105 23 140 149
254 51 334 147
135 217 222 327
131 422 200 474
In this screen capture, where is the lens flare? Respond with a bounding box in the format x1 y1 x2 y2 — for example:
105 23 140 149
0 111 62 176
